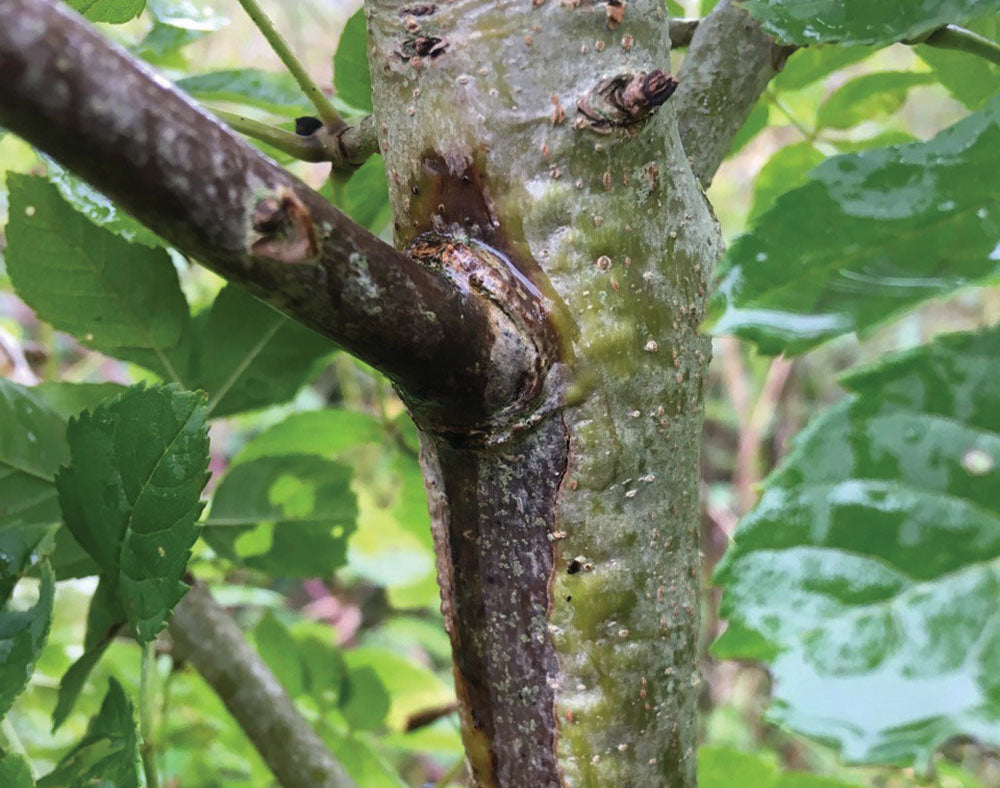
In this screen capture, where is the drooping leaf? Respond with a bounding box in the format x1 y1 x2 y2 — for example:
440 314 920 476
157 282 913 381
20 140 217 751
196 285 335 418
65 0 145 23
234 409 383 463
5 175 193 381
56 384 209 642
334 9 373 113
742 0 998 46
0 754 35 788
773 45 874 91
52 577 125 730
709 97 1000 355
0 562 54 721
917 16 1000 110
37 679 140 788
714 326 1000 768
177 70 313 116
339 665 391 731
203 455 356 576
748 142 826 222
816 71 935 130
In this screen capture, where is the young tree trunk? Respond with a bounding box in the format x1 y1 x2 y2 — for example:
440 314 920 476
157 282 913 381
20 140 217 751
366 2 721 784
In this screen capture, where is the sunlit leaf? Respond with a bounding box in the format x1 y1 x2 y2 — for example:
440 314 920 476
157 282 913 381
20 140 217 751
234 409 383 463
710 97 1000 355
748 142 826 222
773 46 874 91
177 70 313 116
66 0 144 23
742 0 997 46
917 16 1000 110
0 754 35 787
203 455 356 577
56 384 209 642
714 326 1000 768
815 71 935 130
5 175 193 381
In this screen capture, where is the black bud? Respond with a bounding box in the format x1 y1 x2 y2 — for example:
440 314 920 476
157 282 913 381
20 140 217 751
295 116 324 136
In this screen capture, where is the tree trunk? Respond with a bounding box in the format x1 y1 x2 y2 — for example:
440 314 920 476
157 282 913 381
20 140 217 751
366 2 721 784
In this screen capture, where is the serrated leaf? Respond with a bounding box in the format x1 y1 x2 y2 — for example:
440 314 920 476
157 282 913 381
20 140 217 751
714 326 1000 768
748 142 826 222
177 70 313 116
816 71 935 130
0 754 35 787
917 16 1000 110
234 409 383 463
773 45 874 91
709 97 1000 356
0 562 54 721
56 384 209 642
5 175 193 381
35 382 126 422
38 679 140 788
203 455 356 576
52 577 125 730
334 9 373 113
66 0 145 23
742 0 998 46
195 285 335 417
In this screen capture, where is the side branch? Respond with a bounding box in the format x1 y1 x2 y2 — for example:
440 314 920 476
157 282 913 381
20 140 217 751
0 0 540 432
169 583 357 788
672 0 793 184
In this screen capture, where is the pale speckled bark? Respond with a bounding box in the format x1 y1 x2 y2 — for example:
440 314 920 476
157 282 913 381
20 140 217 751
367 2 721 784
674 0 794 184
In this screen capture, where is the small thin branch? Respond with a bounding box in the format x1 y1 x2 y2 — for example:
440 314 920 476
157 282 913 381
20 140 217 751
169 582 358 788
212 109 329 161
0 0 537 431
669 17 700 49
233 0 344 130
139 642 161 788
920 24 1000 66
673 0 794 185
765 88 817 141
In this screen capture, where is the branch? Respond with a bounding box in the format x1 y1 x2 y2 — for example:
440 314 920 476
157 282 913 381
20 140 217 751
213 110 379 169
168 582 358 788
920 24 1000 65
0 0 541 433
672 0 794 185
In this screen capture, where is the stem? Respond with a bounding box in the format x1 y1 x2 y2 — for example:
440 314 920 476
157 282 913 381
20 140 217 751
140 641 160 788
212 109 326 161
233 0 344 129
922 24 1000 66
766 88 817 141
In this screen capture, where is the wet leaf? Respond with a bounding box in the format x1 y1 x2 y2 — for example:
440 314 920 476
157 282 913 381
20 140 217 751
714 326 1000 768
709 97 1000 355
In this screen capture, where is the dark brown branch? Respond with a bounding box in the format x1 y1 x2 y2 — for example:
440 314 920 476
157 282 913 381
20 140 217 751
672 0 794 184
0 0 541 434
168 583 357 788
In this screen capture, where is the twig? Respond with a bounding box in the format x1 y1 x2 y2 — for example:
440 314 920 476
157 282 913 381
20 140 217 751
140 641 161 788
233 0 344 130
169 582 358 788
920 24 1000 66
212 110 328 161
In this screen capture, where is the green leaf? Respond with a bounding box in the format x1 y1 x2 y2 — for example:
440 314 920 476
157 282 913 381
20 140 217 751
339 665 391 731
748 142 826 222
917 16 1000 109
203 455 356 576
815 71 935 130
0 381 66 601
0 562 54 721
336 155 391 231
254 612 305 698
0 754 35 788
66 0 145 23
234 409 383 463
135 1 228 67
773 46 874 91
709 97 1000 356
196 285 335 418
35 382 126 422
177 70 313 116
714 326 1000 768
5 175 193 381
334 9 373 113
37 679 140 788
52 577 125 730
322 727 407 788
742 0 998 46
698 747 779 788
728 102 769 157
56 384 209 642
